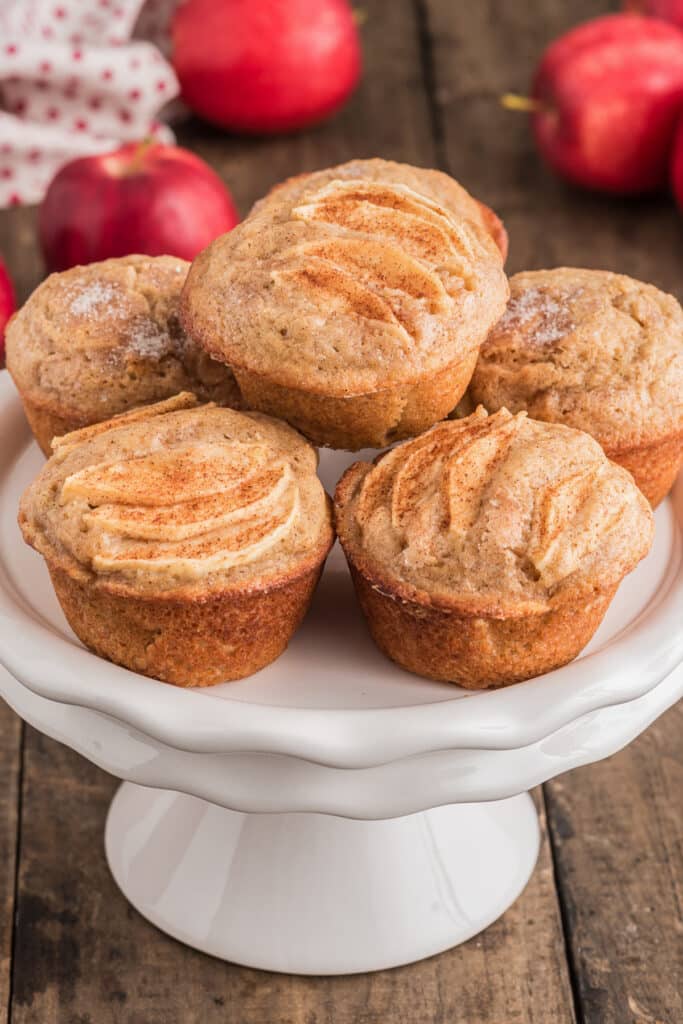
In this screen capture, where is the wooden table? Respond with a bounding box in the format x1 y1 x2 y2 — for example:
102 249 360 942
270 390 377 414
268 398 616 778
0 2 681 1020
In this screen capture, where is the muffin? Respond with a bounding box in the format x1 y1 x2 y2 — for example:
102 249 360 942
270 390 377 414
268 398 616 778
19 393 334 686
262 167 510 262
335 407 653 689
180 158 509 450
6 255 242 456
469 268 683 506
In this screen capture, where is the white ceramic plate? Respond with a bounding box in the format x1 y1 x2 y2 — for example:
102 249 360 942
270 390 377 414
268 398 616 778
1 372 681 769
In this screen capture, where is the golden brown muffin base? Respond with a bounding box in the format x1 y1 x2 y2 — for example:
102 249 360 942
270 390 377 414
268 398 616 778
347 563 616 690
18 394 81 457
49 562 325 687
234 348 479 451
606 429 683 508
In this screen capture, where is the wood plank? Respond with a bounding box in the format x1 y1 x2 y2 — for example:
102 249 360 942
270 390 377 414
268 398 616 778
423 0 683 299
9 730 119 1024
0 205 40 305
11 735 574 1024
545 704 683 1024
0 704 21 1024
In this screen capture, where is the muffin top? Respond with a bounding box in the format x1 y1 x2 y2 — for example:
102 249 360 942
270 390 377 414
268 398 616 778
470 267 683 450
180 159 509 396
20 394 334 599
335 407 653 614
260 162 510 261
6 255 241 425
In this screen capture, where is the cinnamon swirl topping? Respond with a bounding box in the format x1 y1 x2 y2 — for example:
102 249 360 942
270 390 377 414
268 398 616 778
344 408 653 607
20 397 332 593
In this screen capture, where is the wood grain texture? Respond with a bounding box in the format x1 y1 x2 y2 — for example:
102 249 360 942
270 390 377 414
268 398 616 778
0 706 21 1024
10 730 120 1024
0 205 40 305
10 742 574 1024
545 705 683 1024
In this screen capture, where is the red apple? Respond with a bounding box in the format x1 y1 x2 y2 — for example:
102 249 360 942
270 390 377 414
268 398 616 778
39 141 239 272
529 14 683 194
0 260 15 368
172 0 362 134
0 258 16 367
624 0 683 30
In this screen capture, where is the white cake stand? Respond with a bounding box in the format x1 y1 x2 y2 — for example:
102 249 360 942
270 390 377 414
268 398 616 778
1 373 681 975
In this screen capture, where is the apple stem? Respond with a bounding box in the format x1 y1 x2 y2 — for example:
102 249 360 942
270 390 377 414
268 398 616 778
128 137 155 174
352 7 367 25
500 93 544 114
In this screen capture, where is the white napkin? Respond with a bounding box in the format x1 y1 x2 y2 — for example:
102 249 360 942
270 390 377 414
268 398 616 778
0 0 180 207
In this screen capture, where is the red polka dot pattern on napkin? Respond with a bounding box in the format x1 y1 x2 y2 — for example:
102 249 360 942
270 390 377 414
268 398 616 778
0 0 180 207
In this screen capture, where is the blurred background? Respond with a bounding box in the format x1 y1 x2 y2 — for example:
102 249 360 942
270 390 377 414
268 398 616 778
2 0 683 311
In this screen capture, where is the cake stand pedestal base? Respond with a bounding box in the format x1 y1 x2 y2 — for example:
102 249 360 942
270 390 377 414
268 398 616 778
105 783 540 975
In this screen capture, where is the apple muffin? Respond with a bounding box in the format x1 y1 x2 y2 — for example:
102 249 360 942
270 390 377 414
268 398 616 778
19 393 334 686
6 254 242 456
335 407 653 689
469 267 683 506
180 158 509 450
